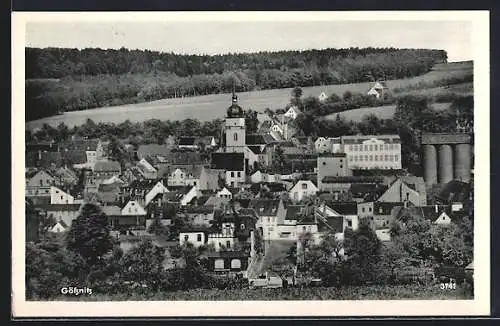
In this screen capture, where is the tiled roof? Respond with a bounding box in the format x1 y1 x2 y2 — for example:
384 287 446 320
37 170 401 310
39 203 81 212
206 250 249 259
101 205 122 216
185 205 215 214
178 137 197 146
322 176 385 184
341 135 401 145
395 205 453 222
325 201 358 215
246 134 276 145
126 179 162 190
62 139 100 152
285 205 305 221
318 215 344 233
137 144 171 158
94 161 121 172
248 199 280 217
436 180 471 204
210 152 244 171
247 146 263 155
61 150 87 164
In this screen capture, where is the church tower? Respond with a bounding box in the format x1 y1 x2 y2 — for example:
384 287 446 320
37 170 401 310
224 92 246 153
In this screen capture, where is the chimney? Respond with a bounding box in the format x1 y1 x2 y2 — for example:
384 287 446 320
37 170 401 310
435 204 438 213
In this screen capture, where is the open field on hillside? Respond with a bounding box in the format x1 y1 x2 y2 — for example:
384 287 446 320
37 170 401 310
25 61 473 130
326 102 452 123
49 284 473 301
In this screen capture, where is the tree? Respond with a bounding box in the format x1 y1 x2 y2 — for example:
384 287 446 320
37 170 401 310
244 109 259 134
147 218 170 237
291 86 303 106
121 240 166 290
343 220 382 284
66 203 113 266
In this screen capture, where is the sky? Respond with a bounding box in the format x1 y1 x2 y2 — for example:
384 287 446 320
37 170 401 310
25 20 473 62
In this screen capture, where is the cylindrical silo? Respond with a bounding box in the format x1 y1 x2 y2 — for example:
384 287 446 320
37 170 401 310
454 143 471 182
438 144 454 184
423 145 438 186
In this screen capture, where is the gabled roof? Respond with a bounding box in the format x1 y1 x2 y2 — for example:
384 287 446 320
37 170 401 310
137 144 171 158
94 161 121 172
62 139 100 152
324 201 358 215
285 205 305 221
178 137 197 146
318 215 344 233
125 179 162 190
247 146 263 155
210 152 244 171
395 205 454 222
248 199 281 217
246 134 276 145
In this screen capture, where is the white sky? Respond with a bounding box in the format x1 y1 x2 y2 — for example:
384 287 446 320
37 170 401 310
25 20 472 62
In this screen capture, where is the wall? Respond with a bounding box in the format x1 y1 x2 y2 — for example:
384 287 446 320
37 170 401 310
27 171 55 187
289 181 318 202
180 232 206 247
50 186 74 204
226 170 245 187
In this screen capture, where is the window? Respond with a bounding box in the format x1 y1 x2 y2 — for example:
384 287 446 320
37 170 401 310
302 226 306 232
226 240 231 248
231 172 235 178
340 159 343 163
374 155 378 161
354 145 358 151
364 145 369 151
359 156 363 162
347 220 352 227
365 155 368 161
60 195 63 200
340 165 343 169
379 207 383 214
369 145 373 151
369 155 373 161
368 207 372 212
374 145 378 151
241 223 245 230
359 145 363 152
229 258 242 270
395 155 399 161
184 235 189 242
322 162 326 165
234 133 238 141
362 207 365 212
197 234 202 242
349 145 352 151
237 172 241 178
385 155 389 161
39 179 43 186
301 183 308 189
215 259 225 270
193 181 197 186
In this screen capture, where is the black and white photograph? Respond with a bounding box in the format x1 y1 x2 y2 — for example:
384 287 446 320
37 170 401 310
12 11 490 317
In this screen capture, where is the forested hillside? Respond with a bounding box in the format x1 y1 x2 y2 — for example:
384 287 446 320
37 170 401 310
25 47 447 121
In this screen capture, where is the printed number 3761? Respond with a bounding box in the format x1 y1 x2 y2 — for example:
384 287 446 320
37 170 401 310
440 282 456 290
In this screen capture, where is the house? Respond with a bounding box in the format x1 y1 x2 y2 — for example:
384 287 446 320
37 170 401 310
136 144 171 160
185 205 216 227
317 201 359 235
205 195 231 209
217 187 233 199
164 185 200 206
137 158 158 179
206 251 249 273
179 227 209 247
395 205 462 226
60 138 104 168
358 201 404 231
289 180 318 202
250 199 283 241
318 92 328 102
367 81 389 99
167 165 204 187
314 137 341 154
210 152 245 188
284 106 301 120
97 181 122 204
274 204 304 240
121 200 147 216
52 166 79 187
341 135 402 170
178 136 217 150
250 182 288 199
145 196 178 229
378 176 427 206
39 203 82 228
198 167 225 191
26 170 56 187
92 161 121 181
317 153 352 191
49 220 69 233
120 179 169 208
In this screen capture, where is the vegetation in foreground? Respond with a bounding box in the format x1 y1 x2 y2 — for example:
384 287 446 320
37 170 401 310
52 284 472 301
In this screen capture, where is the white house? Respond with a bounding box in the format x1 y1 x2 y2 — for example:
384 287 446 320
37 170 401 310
137 158 158 179
49 220 69 233
289 180 319 202
216 187 233 199
144 181 169 207
367 81 388 99
121 200 147 216
433 211 452 225
50 186 74 204
207 222 237 251
284 106 301 120
180 185 200 206
179 229 207 247
226 170 245 188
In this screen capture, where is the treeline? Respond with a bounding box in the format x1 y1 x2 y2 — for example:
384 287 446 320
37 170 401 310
26 47 447 121
26 47 447 79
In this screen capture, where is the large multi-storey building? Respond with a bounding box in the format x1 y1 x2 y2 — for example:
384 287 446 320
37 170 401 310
341 135 402 170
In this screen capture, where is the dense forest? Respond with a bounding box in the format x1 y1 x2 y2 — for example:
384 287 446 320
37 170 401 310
26 47 447 121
